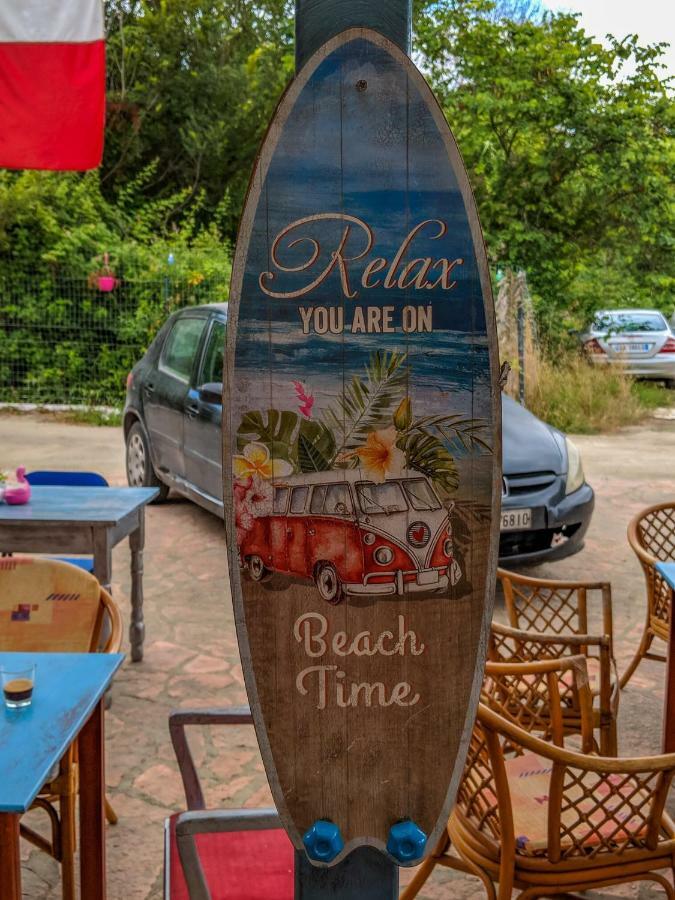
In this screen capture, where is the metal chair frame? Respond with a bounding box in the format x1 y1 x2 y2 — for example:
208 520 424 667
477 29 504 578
166 707 283 900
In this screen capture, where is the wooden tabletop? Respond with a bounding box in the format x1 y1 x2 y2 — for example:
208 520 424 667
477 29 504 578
0 486 158 526
657 562 675 591
0 651 123 812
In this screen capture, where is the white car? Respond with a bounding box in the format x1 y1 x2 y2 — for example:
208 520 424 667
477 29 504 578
581 309 675 387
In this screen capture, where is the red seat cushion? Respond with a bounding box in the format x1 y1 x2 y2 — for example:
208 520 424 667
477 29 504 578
167 814 294 900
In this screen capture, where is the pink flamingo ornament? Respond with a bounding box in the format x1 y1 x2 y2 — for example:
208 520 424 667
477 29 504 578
4 466 31 505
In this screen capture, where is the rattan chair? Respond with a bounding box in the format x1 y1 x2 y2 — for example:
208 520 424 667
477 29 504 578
496 568 619 754
0 557 122 900
498 567 614 647
489 620 618 755
622 502 675 688
402 655 595 898
482 655 595 753
402 700 675 900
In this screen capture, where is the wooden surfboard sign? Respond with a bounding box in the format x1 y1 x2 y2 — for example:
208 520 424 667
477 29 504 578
224 27 501 867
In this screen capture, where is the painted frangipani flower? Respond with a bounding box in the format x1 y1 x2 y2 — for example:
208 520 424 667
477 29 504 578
233 442 292 480
351 426 405 483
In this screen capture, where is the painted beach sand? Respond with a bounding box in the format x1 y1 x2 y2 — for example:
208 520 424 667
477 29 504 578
225 30 500 859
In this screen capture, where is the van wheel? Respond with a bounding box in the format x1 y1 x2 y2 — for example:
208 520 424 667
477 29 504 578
315 563 344 605
248 555 271 583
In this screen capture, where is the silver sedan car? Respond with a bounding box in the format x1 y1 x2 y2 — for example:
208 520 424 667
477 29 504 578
581 309 675 387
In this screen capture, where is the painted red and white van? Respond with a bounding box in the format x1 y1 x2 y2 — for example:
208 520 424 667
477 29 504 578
239 468 462 604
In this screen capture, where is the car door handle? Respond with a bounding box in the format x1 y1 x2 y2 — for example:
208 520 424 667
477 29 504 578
186 404 199 418
144 383 155 396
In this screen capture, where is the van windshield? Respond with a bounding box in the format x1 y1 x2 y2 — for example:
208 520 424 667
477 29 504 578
356 482 407 515
402 479 441 511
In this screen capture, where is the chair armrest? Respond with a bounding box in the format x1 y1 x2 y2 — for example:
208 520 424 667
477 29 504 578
493 621 610 649
174 808 280 900
497 567 611 593
169 707 253 810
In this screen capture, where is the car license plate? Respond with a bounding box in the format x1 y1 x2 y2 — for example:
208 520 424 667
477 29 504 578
610 342 653 354
501 509 532 531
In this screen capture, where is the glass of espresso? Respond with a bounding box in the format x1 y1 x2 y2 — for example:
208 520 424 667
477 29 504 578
1 664 36 709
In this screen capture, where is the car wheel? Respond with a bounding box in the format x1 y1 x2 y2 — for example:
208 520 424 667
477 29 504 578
248 555 272 583
315 563 344 605
126 422 169 502
666 379 675 390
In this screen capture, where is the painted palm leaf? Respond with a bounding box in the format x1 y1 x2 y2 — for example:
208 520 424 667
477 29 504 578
398 430 459 494
324 350 408 458
411 414 492 454
297 419 336 473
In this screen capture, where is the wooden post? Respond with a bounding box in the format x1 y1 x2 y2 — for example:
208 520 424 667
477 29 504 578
296 5 412 893
295 0 411 70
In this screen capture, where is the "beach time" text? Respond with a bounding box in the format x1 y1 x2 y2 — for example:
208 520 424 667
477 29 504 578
293 612 425 709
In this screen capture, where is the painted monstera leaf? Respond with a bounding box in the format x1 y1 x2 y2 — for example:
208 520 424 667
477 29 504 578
237 409 299 465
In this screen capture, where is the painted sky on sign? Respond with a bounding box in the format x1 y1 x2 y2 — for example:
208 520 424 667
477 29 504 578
234 37 492 440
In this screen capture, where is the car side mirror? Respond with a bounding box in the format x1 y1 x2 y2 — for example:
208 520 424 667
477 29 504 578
198 382 223 405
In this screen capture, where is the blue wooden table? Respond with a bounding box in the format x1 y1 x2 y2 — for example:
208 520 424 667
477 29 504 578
0 486 158 661
0 651 124 898
657 562 675 751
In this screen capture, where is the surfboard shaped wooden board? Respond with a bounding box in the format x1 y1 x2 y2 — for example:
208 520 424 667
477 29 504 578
224 28 501 865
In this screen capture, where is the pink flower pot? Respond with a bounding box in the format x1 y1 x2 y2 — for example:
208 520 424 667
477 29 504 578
97 275 117 292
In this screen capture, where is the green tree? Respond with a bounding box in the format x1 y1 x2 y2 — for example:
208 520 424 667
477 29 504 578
414 0 674 336
103 0 294 236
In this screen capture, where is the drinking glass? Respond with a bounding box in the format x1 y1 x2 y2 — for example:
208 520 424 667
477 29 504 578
1 664 36 709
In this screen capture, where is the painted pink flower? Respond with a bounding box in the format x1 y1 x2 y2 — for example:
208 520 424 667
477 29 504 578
234 474 273 543
293 380 315 418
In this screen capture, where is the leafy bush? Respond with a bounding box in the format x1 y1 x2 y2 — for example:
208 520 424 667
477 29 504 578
527 355 651 433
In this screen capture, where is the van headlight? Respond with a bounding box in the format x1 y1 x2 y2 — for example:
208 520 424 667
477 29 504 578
374 546 394 566
565 437 585 495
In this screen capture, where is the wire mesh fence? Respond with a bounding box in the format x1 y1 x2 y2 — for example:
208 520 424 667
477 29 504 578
0 270 229 408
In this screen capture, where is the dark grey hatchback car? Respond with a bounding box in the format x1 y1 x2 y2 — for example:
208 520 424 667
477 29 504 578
124 304 594 564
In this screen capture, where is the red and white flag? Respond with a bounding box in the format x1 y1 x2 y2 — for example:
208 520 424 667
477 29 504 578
0 0 105 171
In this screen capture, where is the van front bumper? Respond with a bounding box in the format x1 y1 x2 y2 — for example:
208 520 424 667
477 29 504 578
343 567 450 596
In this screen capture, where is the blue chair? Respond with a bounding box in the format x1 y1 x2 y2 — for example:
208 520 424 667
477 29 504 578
26 470 108 488
25 471 109 572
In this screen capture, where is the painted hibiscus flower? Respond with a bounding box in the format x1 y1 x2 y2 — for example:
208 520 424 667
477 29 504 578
234 474 273 543
233 442 293 480
352 426 405 483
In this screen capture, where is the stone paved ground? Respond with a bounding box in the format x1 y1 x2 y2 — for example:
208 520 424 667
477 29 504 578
2 410 675 899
